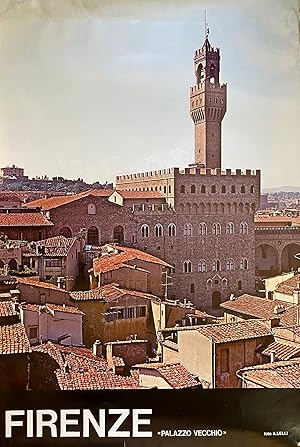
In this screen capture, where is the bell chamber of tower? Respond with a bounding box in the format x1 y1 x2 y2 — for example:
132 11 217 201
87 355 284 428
190 35 227 169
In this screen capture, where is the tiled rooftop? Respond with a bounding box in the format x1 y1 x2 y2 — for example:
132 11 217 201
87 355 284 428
0 212 53 227
22 302 84 315
133 362 199 389
17 277 66 291
0 323 31 354
276 274 300 296
197 319 272 343
260 341 300 361
70 283 159 303
35 235 78 257
33 342 138 390
27 189 114 210
238 359 300 388
115 190 163 199
220 294 292 319
0 301 18 318
92 244 171 275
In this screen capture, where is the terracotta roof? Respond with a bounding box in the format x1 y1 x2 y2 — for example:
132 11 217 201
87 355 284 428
55 369 138 390
254 215 292 225
92 244 171 275
0 212 53 227
34 235 77 257
27 189 114 210
70 283 159 303
0 193 22 202
32 342 137 390
0 301 18 318
220 294 292 319
237 359 300 388
260 341 300 361
22 303 84 315
276 274 300 296
133 362 199 389
17 277 65 291
115 190 163 199
0 323 31 354
197 320 272 343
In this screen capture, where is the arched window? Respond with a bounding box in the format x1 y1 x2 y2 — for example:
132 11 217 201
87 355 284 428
226 222 235 235
168 185 171 193
141 224 149 238
0 260 4 269
199 222 207 236
240 222 248 234
59 227 72 238
87 203 96 215
231 185 236 193
207 279 213 289
113 225 124 244
163 186 167 194
183 224 193 236
183 261 192 273
221 185 226 193
201 185 206 193
240 258 248 270
211 185 216 193
213 259 221 272
209 63 216 83
198 260 206 272
241 185 246 193
190 283 195 293
222 278 228 288
238 280 242 291
250 185 255 193
87 226 99 245
226 259 235 271
212 223 221 235
191 185 196 194
180 185 185 193
168 223 176 237
155 224 163 237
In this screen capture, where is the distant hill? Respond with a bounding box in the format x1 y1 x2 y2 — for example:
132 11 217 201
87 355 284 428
262 186 300 193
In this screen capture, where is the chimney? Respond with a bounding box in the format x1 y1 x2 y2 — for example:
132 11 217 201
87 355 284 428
92 339 102 357
270 351 275 363
229 294 235 301
293 283 300 305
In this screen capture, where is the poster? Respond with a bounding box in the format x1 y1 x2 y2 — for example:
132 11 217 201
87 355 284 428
0 0 300 446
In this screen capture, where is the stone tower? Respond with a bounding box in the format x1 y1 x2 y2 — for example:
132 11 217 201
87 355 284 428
190 33 227 169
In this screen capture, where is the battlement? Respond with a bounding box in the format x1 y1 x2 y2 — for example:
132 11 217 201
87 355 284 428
116 167 260 183
194 47 219 58
116 168 176 182
190 83 226 94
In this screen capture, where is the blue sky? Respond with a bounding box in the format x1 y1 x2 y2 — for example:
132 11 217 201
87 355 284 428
0 0 299 188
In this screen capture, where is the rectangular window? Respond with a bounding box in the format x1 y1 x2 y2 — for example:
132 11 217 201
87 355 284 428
136 306 146 317
29 326 38 340
220 348 230 373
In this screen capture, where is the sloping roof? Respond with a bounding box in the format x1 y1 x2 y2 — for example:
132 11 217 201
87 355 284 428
0 323 31 354
133 362 199 389
254 215 292 226
92 244 171 275
260 341 300 361
17 277 66 292
70 283 159 303
114 190 163 199
0 212 53 227
276 274 300 296
35 235 77 257
220 294 291 319
27 189 114 211
197 320 272 343
0 301 18 318
22 303 84 315
238 359 300 388
33 342 138 390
